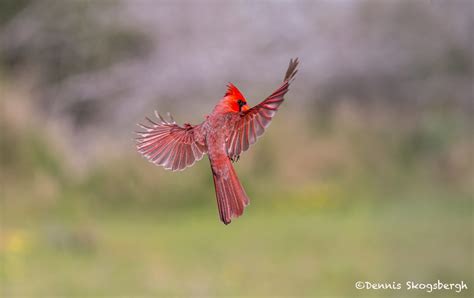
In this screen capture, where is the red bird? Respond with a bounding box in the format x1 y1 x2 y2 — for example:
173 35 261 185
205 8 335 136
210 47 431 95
136 58 299 224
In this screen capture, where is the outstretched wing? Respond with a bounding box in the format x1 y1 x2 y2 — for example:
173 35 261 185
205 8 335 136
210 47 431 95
136 112 207 171
226 58 299 160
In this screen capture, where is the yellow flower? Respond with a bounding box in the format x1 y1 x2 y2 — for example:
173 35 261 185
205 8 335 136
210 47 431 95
4 230 29 254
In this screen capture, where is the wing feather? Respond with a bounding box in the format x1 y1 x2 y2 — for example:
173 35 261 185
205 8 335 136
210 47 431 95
136 113 207 171
226 58 299 159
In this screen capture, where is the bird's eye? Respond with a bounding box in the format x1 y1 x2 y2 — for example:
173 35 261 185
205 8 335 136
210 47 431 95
237 99 246 107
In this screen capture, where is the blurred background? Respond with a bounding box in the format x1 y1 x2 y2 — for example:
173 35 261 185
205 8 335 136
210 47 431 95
0 0 472 297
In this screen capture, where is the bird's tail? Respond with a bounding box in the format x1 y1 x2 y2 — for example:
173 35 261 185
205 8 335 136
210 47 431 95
210 158 249 225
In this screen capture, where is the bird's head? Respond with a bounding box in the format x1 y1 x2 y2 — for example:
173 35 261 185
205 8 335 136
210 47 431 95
222 83 249 113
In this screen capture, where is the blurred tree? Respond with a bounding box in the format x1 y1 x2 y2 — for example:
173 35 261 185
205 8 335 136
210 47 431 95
0 0 31 26
0 0 152 129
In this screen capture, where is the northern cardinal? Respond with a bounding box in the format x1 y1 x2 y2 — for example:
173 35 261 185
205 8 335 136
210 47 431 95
136 58 299 224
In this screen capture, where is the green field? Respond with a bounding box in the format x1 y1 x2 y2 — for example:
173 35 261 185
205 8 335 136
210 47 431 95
2 168 472 297
3 198 472 297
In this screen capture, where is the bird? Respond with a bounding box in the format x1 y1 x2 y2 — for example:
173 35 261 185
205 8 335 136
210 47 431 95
136 58 299 225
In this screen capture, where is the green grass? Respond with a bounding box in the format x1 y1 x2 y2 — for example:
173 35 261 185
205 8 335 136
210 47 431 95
2 195 472 297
